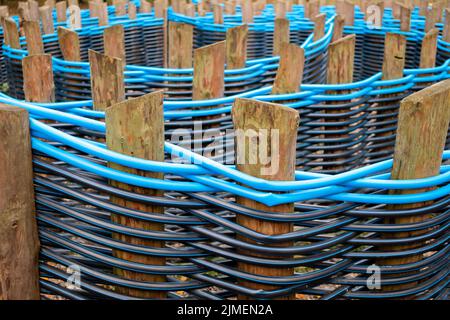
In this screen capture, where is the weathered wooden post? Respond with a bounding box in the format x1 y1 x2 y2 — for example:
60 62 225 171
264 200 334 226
68 4 81 30
58 26 81 62
105 91 167 299
226 25 248 69
168 22 193 69
336 0 354 26
368 33 406 162
313 13 326 41
89 50 125 111
213 4 224 24
232 98 299 300
419 28 439 70
140 0 152 13
332 15 345 42
273 18 289 56
104 25 126 66
242 0 254 23
23 20 44 56
443 8 450 43
39 5 54 35
272 43 304 94
379 79 450 293
56 1 67 22
128 2 137 19
326 34 356 172
193 41 225 100
0 105 40 300
399 3 411 32
22 54 55 103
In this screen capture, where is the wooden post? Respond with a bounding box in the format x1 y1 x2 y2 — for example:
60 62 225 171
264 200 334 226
105 91 167 299
39 5 54 35
225 1 236 14
22 54 55 103
3 18 21 50
382 33 406 81
443 8 450 43
399 3 411 32
97 2 109 26
168 22 193 69
23 20 44 56
336 0 355 24
232 98 299 300
273 18 289 56
56 1 67 22
140 0 152 13
226 25 248 69
420 28 439 69
58 27 81 62
272 43 304 94
313 13 326 41
89 50 125 111
380 79 450 293
242 0 254 23
104 25 125 65
275 0 286 19
425 5 438 31
28 0 40 22
305 0 320 19
213 4 224 24
68 4 81 29
0 5 9 18
0 106 40 300
128 2 137 19
193 41 225 100
184 3 196 16
115 0 127 16
325 34 356 172
332 14 345 41
418 0 428 16
327 35 355 85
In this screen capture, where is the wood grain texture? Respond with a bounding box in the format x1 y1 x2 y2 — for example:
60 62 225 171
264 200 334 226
193 41 225 100
89 50 125 111
272 43 304 94
327 34 355 84
22 54 55 103
68 4 81 29
140 0 152 13
443 8 450 42
226 24 248 69
168 22 193 69
381 79 450 292
213 4 224 24
332 14 344 41
242 0 254 23
104 25 125 64
232 98 299 300
0 105 40 300
399 3 411 32
273 18 290 56
420 28 439 69
128 2 137 19
23 20 44 55
58 27 81 61
106 91 166 298
39 5 54 35
382 33 406 80
3 18 20 49
56 1 67 22
313 13 326 41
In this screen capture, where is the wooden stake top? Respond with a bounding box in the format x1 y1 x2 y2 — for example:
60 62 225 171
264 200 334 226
226 24 248 69
23 20 44 55
382 33 406 80
392 79 450 180
58 26 81 62
272 43 304 94
327 34 355 84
